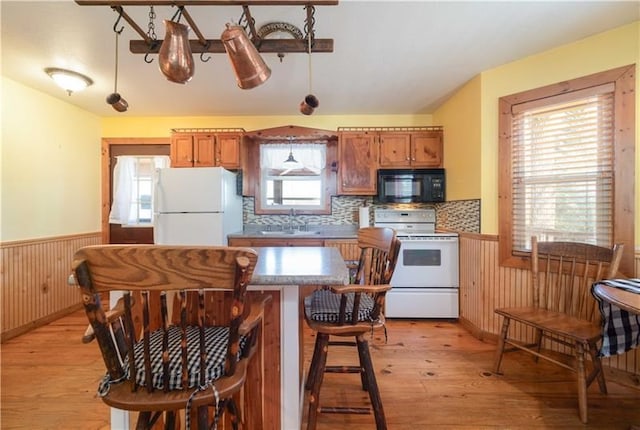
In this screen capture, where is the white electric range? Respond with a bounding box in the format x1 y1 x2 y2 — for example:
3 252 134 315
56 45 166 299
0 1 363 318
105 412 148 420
374 208 459 318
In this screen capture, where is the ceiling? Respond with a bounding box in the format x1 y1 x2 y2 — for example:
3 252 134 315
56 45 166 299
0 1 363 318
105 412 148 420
2 1 639 118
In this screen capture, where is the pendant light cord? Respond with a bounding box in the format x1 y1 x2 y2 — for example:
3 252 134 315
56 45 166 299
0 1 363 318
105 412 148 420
114 31 120 93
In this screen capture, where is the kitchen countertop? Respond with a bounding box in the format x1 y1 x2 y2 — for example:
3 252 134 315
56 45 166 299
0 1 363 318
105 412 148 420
249 246 350 286
229 224 359 240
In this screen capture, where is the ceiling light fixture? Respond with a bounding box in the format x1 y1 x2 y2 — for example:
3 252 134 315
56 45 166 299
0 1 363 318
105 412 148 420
44 67 93 95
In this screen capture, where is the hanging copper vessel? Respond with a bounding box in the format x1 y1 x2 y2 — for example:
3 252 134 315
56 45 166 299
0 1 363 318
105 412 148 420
106 93 129 112
300 94 319 115
221 23 271 90
158 20 195 84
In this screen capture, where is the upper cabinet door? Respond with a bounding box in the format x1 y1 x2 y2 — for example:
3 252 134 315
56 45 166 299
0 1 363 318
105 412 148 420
215 134 241 169
338 132 378 195
170 134 196 167
411 131 443 167
379 132 411 167
193 134 216 167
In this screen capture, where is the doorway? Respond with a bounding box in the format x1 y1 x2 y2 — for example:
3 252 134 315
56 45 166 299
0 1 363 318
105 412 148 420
102 138 170 244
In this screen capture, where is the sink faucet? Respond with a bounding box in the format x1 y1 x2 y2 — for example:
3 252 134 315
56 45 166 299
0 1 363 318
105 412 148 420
288 208 295 231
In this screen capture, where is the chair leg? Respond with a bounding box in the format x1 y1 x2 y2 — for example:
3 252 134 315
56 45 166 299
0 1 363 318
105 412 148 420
533 328 543 363
197 404 209 430
307 333 329 430
493 317 510 374
163 411 178 430
574 342 589 424
306 334 324 391
356 334 386 430
356 334 370 391
135 411 166 430
136 411 152 430
588 342 608 394
226 398 240 430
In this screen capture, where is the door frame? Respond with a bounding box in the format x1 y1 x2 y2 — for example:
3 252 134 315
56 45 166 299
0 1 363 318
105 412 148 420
101 137 170 244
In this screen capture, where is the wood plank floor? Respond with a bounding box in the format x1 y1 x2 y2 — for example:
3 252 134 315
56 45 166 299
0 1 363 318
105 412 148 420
2 311 639 429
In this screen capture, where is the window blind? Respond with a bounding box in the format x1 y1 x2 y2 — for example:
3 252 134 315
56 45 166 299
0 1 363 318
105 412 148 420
511 84 614 251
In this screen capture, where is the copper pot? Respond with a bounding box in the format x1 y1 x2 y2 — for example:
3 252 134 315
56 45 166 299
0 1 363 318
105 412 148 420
221 24 271 89
106 93 128 112
300 94 319 115
158 20 195 84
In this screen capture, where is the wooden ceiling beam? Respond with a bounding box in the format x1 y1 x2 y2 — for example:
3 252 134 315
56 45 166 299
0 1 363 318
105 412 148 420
76 1 338 6
130 38 333 53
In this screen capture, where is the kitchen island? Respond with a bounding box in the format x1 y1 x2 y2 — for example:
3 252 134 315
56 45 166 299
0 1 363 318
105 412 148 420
248 246 350 430
106 246 349 430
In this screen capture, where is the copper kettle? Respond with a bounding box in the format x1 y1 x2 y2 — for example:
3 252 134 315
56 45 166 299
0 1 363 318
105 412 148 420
158 20 195 84
221 23 271 89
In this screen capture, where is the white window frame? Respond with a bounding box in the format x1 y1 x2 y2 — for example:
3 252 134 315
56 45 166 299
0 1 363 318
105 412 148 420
258 143 328 212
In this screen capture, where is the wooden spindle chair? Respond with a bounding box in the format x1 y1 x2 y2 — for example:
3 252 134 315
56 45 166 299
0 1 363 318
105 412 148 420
304 227 401 430
72 245 268 430
493 236 623 423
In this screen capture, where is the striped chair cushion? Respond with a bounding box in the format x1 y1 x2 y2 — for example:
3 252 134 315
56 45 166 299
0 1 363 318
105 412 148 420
98 325 246 395
305 289 374 323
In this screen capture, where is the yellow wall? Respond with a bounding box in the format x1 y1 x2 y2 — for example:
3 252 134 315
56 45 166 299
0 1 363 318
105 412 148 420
1 77 102 241
100 114 433 137
432 75 481 201
435 21 640 237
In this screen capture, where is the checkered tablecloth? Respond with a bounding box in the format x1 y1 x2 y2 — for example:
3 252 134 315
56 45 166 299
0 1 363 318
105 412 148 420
593 278 640 357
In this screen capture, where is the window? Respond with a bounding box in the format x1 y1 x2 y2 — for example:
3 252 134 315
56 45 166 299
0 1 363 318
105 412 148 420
499 65 635 275
109 155 170 226
259 143 327 211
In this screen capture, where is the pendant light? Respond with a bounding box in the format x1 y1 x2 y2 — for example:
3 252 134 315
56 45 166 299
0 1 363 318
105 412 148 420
106 28 129 112
283 147 298 166
282 138 299 167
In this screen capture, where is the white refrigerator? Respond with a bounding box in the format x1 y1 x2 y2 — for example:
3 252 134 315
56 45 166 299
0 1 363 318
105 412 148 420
153 167 243 245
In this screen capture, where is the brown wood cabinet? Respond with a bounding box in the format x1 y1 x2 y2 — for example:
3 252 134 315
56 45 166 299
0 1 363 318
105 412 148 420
379 129 443 168
170 131 242 169
337 131 379 195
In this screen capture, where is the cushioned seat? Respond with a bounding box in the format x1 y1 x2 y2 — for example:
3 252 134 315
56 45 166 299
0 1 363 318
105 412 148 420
98 326 248 395
305 289 375 324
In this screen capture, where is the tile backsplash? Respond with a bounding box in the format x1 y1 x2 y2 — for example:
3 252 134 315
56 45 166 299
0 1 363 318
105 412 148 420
243 196 480 233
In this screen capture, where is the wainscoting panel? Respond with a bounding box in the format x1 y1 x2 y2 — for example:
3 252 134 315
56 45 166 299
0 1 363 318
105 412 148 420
459 233 640 375
1 233 102 342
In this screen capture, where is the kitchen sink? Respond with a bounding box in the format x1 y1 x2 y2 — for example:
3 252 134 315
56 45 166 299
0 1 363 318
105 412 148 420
259 230 321 236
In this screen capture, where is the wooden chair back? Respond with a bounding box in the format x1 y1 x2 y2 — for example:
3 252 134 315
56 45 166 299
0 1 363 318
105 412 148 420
354 226 400 286
72 245 260 428
306 227 400 328
531 236 624 323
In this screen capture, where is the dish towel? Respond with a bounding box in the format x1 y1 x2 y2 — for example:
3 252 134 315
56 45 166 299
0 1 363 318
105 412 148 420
593 278 640 357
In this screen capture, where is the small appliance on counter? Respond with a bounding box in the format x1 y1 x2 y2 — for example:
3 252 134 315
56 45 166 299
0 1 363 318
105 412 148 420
374 208 459 318
153 167 242 245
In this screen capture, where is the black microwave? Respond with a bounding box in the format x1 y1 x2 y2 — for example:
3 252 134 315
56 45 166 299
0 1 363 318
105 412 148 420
376 169 445 203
